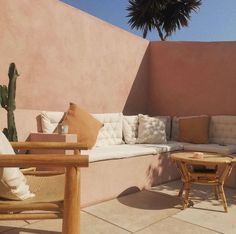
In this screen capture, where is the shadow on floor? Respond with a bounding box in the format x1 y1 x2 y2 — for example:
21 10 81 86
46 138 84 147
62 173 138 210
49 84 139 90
151 180 236 210
0 227 60 234
117 189 181 210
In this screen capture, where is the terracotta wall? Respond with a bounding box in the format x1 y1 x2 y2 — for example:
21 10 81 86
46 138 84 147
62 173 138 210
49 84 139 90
0 0 149 114
1 0 236 141
148 41 236 116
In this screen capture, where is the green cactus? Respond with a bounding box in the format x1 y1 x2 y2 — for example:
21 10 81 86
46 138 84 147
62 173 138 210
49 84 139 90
0 63 19 142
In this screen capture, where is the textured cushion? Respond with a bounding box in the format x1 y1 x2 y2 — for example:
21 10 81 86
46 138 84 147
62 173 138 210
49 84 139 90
41 111 64 133
63 103 103 149
137 114 167 144
178 116 210 144
171 115 208 141
123 115 171 144
0 132 34 200
93 113 123 147
209 115 236 145
81 144 157 162
123 115 139 144
183 143 236 155
156 116 171 140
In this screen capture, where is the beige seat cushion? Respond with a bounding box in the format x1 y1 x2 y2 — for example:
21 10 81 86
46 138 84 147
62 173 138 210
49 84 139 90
183 143 236 155
178 116 210 144
63 103 103 149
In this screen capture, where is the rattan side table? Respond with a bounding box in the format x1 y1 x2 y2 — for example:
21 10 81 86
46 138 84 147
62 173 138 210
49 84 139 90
171 151 234 212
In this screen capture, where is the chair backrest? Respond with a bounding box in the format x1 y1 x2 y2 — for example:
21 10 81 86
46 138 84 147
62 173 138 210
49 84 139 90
0 140 88 234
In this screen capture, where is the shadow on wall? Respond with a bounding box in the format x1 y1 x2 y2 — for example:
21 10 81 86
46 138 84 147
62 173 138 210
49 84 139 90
122 45 150 115
145 153 180 187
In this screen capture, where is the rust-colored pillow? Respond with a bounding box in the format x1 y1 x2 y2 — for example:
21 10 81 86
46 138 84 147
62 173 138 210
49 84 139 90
63 103 103 149
178 116 210 144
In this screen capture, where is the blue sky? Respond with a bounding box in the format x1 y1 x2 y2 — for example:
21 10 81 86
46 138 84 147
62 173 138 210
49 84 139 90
61 0 236 41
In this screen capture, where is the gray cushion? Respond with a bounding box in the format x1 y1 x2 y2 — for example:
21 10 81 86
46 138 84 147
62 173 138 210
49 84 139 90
183 143 236 155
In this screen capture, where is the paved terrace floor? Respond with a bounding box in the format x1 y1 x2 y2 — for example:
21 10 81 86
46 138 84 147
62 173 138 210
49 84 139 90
1 180 236 234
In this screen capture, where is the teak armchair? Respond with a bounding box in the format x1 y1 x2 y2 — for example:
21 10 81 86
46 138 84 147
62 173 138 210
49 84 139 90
0 141 89 234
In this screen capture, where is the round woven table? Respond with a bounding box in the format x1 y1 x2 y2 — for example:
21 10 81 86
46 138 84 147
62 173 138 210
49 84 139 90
171 151 234 212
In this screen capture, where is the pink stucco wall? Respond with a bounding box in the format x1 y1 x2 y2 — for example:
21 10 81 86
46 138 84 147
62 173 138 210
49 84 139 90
149 41 236 116
0 0 149 114
1 0 236 141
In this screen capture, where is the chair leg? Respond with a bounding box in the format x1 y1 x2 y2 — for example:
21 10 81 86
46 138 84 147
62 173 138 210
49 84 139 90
62 167 80 234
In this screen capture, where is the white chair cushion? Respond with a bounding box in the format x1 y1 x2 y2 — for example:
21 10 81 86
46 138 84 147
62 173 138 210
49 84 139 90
209 115 236 145
123 115 139 144
183 142 236 155
0 132 34 200
137 114 167 144
93 113 124 147
82 144 157 162
41 111 65 133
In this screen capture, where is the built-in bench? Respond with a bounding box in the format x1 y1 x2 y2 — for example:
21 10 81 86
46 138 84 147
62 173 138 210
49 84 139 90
1 108 236 207
37 112 236 206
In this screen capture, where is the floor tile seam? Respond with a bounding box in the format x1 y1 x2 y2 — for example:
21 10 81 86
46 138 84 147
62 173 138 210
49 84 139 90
82 210 132 233
0 228 16 234
24 219 41 225
132 216 175 233
0 220 38 234
172 217 224 234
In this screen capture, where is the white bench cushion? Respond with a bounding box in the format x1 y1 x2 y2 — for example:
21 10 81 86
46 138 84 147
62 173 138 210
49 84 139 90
183 143 236 155
93 113 123 147
82 141 184 162
209 115 236 145
83 144 157 162
41 112 124 147
138 141 184 153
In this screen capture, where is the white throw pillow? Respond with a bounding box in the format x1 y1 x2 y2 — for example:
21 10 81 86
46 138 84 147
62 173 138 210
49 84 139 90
93 113 124 147
137 114 167 144
123 115 139 144
0 132 35 200
41 111 65 133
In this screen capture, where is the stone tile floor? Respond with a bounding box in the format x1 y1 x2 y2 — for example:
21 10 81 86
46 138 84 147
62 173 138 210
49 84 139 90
1 180 236 233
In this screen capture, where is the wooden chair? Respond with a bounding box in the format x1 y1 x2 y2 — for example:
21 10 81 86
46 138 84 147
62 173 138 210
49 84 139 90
0 141 88 234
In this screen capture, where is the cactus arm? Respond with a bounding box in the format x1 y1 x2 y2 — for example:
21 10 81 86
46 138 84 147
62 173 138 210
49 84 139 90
7 63 19 111
5 63 19 142
1 63 19 142
0 85 1 105
0 85 8 109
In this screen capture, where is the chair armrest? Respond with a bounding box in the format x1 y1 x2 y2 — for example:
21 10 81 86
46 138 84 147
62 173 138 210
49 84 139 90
0 154 88 168
10 142 88 150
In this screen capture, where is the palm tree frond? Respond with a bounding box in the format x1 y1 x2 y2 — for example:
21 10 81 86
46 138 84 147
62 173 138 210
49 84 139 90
127 0 201 40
